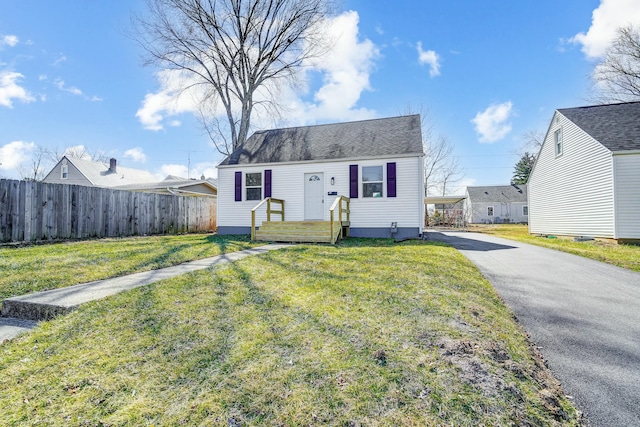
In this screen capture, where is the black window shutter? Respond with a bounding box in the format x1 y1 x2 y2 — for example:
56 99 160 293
264 169 272 198
234 171 242 201
349 164 358 198
387 162 397 198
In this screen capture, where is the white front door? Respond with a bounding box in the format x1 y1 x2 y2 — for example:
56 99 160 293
304 173 324 220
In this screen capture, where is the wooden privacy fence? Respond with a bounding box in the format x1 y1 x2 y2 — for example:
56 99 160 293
0 179 217 243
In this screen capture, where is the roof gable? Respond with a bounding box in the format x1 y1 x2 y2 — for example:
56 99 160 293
557 102 640 152
219 115 424 166
466 185 528 203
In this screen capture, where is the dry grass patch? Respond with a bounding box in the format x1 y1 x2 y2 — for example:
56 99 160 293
0 240 582 426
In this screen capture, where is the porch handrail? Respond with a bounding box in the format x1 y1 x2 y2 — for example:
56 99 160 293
251 197 285 240
329 196 350 243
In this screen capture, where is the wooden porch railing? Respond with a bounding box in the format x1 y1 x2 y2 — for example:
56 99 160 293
251 197 285 240
329 196 350 243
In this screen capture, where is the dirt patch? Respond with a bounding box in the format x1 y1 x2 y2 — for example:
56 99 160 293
436 337 583 424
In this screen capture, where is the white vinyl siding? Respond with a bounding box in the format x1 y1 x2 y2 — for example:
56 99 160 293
613 153 640 239
218 156 423 230
465 200 529 224
529 112 615 238
43 161 93 186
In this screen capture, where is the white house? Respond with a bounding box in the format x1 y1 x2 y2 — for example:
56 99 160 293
216 115 425 240
528 101 640 243
464 185 528 224
43 156 157 188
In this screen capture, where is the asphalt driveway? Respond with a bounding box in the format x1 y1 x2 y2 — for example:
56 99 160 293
426 231 640 427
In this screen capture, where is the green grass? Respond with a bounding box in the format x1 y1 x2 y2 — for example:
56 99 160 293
0 239 581 426
472 224 640 272
0 234 264 300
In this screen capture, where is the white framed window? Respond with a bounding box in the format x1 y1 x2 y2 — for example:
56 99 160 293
362 165 383 198
523 205 528 216
487 206 494 217
245 172 262 201
554 128 563 156
61 164 68 179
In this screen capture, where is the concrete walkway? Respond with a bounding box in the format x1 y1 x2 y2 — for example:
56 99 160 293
0 244 291 342
426 230 640 427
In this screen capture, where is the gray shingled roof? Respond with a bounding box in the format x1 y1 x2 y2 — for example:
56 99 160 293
219 115 424 166
558 102 640 152
466 185 527 203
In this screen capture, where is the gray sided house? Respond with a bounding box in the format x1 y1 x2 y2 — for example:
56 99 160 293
43 156 157 188
217 115 425 239
528 102 640 242
464 185 528 224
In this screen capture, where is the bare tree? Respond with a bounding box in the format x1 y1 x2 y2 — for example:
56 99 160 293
517 129 544 155
18 145 49 181
400 104 464 197
593 24 640 102
47 145 108 163
134 0 336 155
437 154 463 196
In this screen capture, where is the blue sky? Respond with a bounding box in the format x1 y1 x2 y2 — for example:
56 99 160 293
1 0 639 192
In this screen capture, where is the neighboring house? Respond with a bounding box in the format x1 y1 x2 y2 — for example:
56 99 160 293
528 101 640 242
464 185 528 224
115 175 218 197
43 156 157 187
216 115 425 239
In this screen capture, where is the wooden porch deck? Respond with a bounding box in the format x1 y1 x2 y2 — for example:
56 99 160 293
254 220 348 244
251 196 351 244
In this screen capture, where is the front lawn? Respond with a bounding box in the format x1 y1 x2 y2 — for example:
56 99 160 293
472 224 640 272
0 234 264 300
0 240 581 426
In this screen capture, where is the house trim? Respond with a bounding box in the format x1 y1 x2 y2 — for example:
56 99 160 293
217 152 424 169
217 225 421 239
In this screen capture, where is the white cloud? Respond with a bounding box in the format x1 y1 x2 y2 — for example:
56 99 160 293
417 42 441 77
124 147 147 163
90 95 103 102
136 71 199 131
471 101 514 143
1 35 19 47
0 141 35 170
156 161 219 181
156 164 188 180
54 79 83 96
53 54 67 66
0 71 35 107
136 10 380 131
457 178 477 192
570 0 640 58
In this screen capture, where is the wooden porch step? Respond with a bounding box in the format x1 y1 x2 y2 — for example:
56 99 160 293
255 221 343 244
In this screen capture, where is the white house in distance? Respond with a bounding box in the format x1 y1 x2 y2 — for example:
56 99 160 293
43 156 157 188
216 115 425 240
528 101 640 243
464 184 528 224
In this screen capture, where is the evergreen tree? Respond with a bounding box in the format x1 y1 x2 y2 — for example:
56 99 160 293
512 152 536 185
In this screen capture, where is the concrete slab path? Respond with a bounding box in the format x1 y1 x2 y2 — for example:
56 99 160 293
426 230 640 427
1 244 291 342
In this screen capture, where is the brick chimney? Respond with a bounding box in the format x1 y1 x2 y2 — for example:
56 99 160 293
109 158 117 173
